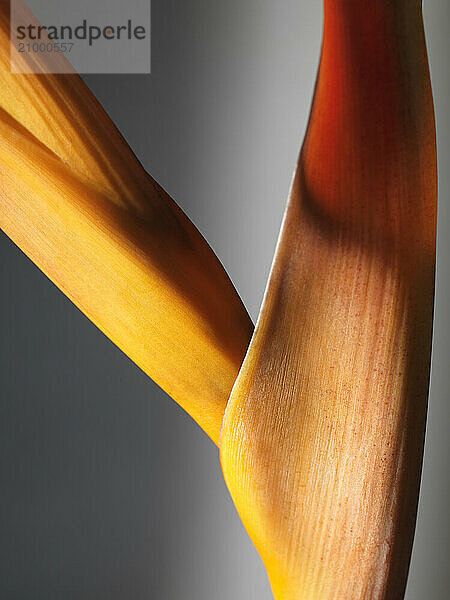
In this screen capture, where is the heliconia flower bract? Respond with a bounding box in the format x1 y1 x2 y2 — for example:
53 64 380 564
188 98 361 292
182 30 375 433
221 1 437 598
0 1 253 445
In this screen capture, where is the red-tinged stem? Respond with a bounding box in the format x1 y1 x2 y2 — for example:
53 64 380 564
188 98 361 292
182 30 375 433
301 0 436 255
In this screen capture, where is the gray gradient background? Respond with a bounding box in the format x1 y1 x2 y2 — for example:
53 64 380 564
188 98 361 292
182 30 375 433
1 1 449 598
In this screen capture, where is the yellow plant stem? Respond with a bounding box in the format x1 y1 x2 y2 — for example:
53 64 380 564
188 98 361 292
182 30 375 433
0 3 252 445
221 1 436 598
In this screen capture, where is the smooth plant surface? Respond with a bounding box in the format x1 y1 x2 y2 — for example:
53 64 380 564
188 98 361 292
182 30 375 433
0 1 437 598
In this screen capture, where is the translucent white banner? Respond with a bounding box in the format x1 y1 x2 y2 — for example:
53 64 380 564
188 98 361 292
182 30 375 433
10 0 151 74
